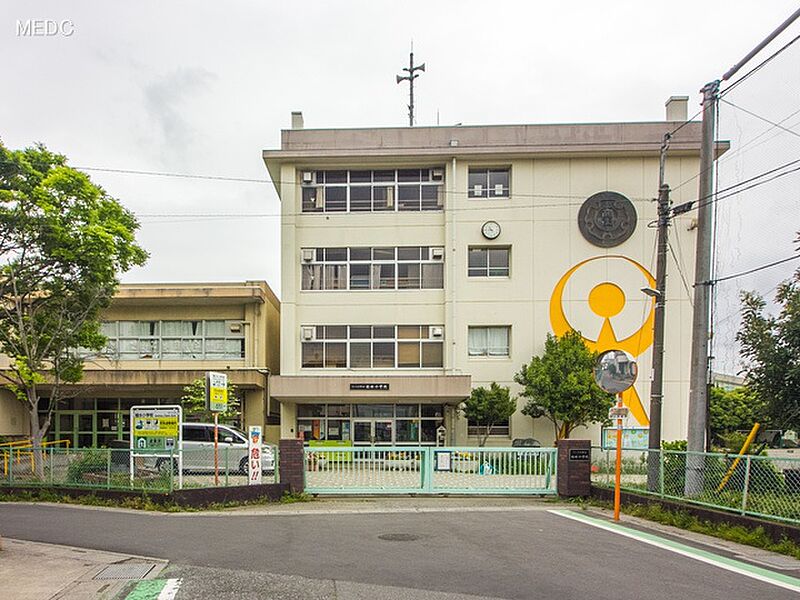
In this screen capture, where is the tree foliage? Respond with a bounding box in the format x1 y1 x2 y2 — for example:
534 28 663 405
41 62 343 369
737 253 800 432
463 382 517 447
708 385 767 442
0 141 147 448
181 378 241 425
515 330 613 440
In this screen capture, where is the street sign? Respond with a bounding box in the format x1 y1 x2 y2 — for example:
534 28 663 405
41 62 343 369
248 425 263 485
608 406 630 420
206 372 228 412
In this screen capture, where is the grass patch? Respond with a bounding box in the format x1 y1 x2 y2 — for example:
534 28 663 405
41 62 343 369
279 491 313 504
0 488 296 512
575 497 800 560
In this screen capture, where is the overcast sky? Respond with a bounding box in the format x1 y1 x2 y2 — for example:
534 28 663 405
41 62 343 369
2 1 799 373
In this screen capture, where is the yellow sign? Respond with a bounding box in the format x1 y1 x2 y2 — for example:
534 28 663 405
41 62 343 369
206 371 228 412
550 255 656 426
133 416 179 437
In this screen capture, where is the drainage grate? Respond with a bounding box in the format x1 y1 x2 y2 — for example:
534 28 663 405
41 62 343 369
94 563 156 581
378 533 420 542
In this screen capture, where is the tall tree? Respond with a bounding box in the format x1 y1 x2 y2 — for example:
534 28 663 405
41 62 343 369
515 330 613 440
181 378 241 426
463 382 517 447
737 250 800 431
0 142 147 469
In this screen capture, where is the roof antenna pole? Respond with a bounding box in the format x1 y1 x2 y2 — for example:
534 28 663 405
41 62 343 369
396 42 425 126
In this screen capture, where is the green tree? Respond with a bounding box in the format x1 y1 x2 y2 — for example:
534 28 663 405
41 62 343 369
737 252 800 432
463 382 517 447
515 330 613 441
0 142 147 469
181 378 241 426
708 385 767 442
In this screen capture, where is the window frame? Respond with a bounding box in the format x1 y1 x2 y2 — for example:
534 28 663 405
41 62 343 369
300 168 444 214
301 246 444 291
467 326 511 358
467 246 510 278
467 167 510 199
301 325 445 369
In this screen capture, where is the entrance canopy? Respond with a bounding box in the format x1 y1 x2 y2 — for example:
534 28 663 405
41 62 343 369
269 375 471 405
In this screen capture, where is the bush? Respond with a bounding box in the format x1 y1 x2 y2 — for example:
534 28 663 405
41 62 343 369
65 449 108 484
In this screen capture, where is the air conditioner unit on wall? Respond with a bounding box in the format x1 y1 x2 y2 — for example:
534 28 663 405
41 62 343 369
302 171 313 183
301 326 314 341
430 247 444 260
431 168 444 181
430 326 444 339
301 248 315 262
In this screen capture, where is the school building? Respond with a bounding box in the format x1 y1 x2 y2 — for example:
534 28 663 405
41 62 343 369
263 97 705 447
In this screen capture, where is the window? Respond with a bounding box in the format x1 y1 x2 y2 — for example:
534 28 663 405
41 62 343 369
468 168 510 198
468 247 510 277
468 326 510 357
301 246 444 291
296 404 442 444
300 168 444 213
99 320 245 361
301 325 444 369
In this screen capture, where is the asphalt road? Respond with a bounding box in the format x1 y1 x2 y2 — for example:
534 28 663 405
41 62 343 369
1 502 797 600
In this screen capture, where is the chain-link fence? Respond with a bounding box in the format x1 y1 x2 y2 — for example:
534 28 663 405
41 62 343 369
1 445 278 492
591 447 800 524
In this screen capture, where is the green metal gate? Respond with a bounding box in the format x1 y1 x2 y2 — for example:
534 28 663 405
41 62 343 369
303 446 557 495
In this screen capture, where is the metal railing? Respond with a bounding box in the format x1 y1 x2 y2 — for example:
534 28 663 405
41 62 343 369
1 445 278 492
1 439 71 476
304 446 557 495
591 447 800 525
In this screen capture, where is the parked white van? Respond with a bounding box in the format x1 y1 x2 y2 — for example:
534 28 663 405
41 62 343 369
160 422 275 475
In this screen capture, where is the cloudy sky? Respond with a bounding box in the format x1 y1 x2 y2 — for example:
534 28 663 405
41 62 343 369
2 1 799 372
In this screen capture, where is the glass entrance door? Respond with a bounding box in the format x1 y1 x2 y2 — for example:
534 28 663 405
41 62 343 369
352 420 394 445
353 420 372 445
55 411 96 447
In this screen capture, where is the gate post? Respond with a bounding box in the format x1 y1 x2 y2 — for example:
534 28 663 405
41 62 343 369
556 439 591 497
279 438 305 494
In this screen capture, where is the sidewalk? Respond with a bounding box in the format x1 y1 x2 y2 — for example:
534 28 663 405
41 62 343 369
0 538 167 600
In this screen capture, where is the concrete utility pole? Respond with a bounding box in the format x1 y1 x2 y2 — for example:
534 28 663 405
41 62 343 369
686 80 718 495
685 7 800 495
646 136 670 491
396 48 425 126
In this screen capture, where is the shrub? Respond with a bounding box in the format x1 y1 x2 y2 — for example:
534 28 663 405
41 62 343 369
65 449 107 484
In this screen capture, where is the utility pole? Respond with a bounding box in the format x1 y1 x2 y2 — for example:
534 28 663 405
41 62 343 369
686 79 719 495
646 135 671 491
396 48 425 126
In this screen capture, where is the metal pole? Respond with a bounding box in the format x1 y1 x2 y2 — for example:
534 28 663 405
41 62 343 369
408 51 414 126
721 8 800 81
686 80 719 496
214 412 219 486
614 394 623 521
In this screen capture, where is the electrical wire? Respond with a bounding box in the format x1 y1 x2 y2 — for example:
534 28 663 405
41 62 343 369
719 99 800 141
704 254 800 285
720 32 800 97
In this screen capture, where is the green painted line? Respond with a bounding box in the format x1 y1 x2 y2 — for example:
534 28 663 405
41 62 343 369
124 579 167 600
549 509 800 594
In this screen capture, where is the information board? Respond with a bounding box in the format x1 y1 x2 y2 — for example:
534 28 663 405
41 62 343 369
602 427 649 450
206 371 228 412
130 405 183 489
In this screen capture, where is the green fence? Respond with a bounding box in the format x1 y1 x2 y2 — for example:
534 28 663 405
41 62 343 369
304 446 557 495
591 447 800 525
1 446 278 492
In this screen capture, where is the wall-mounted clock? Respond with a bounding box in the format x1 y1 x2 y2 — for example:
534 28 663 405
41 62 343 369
481 221 501 240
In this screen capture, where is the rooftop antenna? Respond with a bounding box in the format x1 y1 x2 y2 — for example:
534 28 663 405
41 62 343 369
396 42 425 126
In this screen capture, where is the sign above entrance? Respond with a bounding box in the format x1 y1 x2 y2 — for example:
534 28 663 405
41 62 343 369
350 383 389 391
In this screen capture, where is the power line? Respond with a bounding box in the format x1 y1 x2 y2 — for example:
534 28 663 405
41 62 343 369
720 99 800 141
74 166 270 184
720 31 800 96
704 254 800 285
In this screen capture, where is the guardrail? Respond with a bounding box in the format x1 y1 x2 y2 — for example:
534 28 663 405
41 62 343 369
1 445 278 492
591 446 800 525
304 446 557 495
